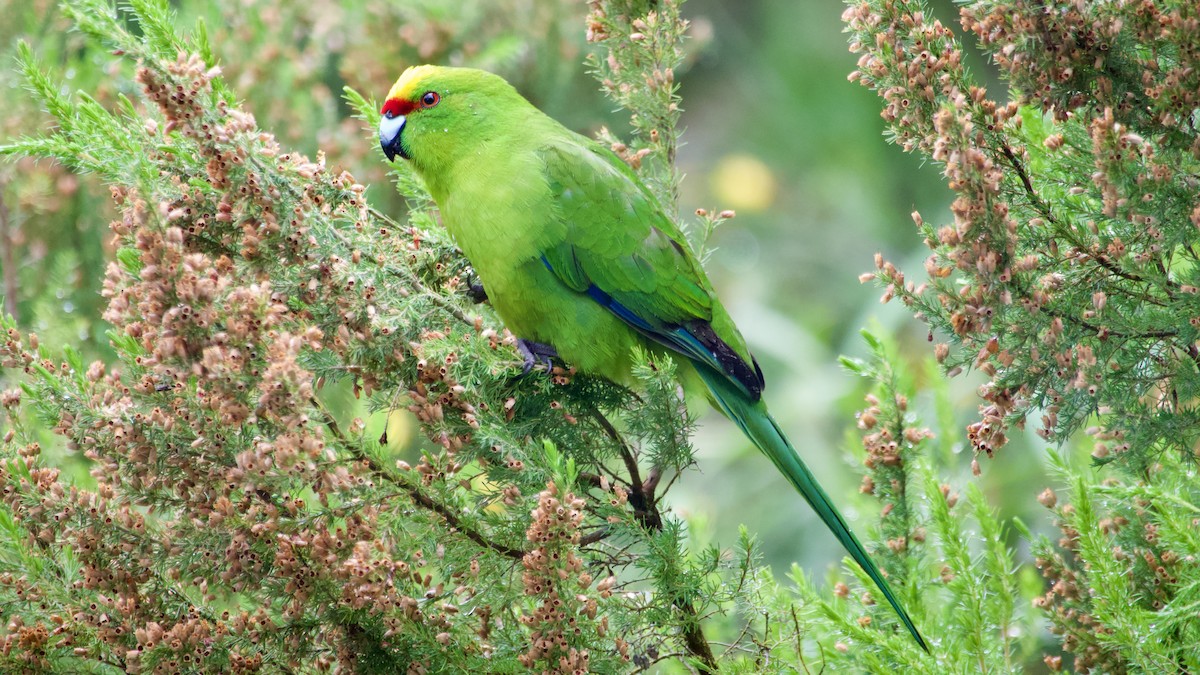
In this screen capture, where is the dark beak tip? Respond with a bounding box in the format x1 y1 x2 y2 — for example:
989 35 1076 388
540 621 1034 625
379 113 407 162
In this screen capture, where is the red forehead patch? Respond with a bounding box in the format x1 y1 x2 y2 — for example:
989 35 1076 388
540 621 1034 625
381 98 415 118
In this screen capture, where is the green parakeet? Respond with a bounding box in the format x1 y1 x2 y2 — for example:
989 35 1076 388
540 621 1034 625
379 65 928 652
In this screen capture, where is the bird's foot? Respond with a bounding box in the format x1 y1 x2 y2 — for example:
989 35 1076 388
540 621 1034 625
466 282 488 304
516 338 558 374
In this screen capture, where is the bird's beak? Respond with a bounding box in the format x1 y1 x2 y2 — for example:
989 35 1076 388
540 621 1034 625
379 113 407 161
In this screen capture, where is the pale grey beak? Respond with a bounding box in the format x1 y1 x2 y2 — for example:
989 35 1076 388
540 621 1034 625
379 114 407 161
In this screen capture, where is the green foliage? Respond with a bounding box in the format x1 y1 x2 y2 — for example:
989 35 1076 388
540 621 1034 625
0 3 748 673
0 2 114 354
586 0 688 211
1031 448 1200 672
791 331 1039 672
0 0 602 365
848 0 1200 463
847 0 1200 670
0 1 805 672
4 0 1197 671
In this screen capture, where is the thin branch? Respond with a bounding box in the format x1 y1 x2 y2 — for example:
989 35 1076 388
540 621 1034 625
579 528 611 546
577 471 605 488
791 605 814 675
656 466 685 500
1000 141 1154 288
592 408 641 488
679 604 719 675
586 411 713 669
399 476 526 559
630 651 694 674
251 155 476 329
311 395 526 560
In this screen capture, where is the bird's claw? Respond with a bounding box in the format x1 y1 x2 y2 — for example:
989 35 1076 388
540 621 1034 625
516 338 557 374
466 282 488 304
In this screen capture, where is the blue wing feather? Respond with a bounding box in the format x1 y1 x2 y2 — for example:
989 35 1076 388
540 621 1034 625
541 255 755 397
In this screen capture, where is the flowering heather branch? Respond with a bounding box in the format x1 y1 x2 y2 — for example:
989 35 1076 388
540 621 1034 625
1032 449 1200 672
0 0 810 670
845 0 1200 669
585 0 687 210
517 482 618 674
0 0 738 671
844 333 930 585
846 0 1200 463
788 333 1037 670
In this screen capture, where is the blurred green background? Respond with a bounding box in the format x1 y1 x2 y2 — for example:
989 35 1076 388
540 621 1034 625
0 0 1050 576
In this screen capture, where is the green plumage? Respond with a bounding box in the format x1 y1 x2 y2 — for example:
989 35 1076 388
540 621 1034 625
380 65 928 652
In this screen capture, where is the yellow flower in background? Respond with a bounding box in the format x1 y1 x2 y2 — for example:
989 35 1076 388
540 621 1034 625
710 153 777 213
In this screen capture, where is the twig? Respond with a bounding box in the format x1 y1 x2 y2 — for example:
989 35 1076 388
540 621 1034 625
592 409 641 487
586 412 713 670
1001 142 1151 287
791 605 813 675
591 408 662 530
249 154 476 329
1187 344 1200 374
719 615 757 662
400 476 526 559
579 528 610 546
311 395 526 560
630 651 693 674
679 604 719 674
577 471 605 488
656 466 684 500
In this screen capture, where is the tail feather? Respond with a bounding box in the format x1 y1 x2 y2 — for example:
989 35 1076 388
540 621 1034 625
697 366 929 652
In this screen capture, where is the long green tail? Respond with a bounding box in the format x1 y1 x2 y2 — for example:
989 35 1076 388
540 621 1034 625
695 366 930 652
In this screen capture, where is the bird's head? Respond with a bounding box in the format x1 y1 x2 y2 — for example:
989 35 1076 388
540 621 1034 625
379 65 524 174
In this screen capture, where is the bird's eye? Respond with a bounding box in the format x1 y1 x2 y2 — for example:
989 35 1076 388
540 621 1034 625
420 91 440 108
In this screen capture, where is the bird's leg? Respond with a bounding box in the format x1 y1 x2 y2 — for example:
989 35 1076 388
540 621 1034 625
516 338 558 374
466 282 488 304
460 265 489 302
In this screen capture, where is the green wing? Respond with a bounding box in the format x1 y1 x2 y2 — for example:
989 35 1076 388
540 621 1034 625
537 139 764 400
